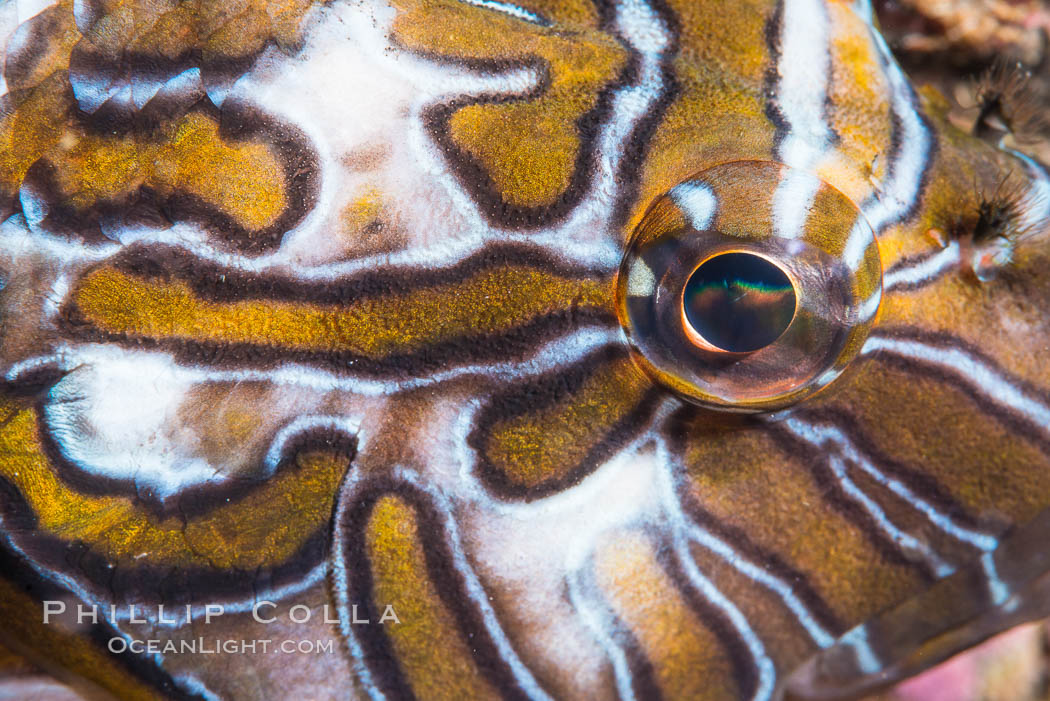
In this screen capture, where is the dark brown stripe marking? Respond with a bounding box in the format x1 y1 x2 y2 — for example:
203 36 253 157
18 102 320 256
60 242 617 378
334 474 547 701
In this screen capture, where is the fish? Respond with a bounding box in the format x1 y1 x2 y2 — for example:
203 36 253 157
0 0 1048 699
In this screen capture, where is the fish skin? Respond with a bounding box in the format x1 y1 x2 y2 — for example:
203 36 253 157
0 0 1048 699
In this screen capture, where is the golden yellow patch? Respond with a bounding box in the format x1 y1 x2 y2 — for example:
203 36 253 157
593 531 739 701
0 401 349 571
44 112 287 232
626 82 773 238
391 0 626 209
512 0 601 29
72 263 611 358
366 495 498 700
672 0 772 82
342 188 385 233
821 2 893 204
805 180 866 258
622 0 776 237
481 354 650 488
707 160 781 239
0 76 75 197
0 0 322 230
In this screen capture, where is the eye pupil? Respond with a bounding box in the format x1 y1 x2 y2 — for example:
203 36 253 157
617 162 880 410
683 252 796 353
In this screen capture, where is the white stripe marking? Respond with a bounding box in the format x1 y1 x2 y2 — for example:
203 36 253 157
331 484 386 701
781 419 958 577
567 569 639 701
684 520 836 648
670 182 717 231
672 531 777 701
844 7 933 269
7 328 622 399
775 0 834 168
981 552 1010 607
787 419 998 552
626 259 656 296
1010 150 1050 233
838 625 881 675
333 468 554 701
862 335 1050 432
883 242 960 291
772 169 821 240
457 0 549 25
771 0 833 241
655 440 836 648
653 440 778 699
855 289 882 322
262 415 362 476
830 454 954 577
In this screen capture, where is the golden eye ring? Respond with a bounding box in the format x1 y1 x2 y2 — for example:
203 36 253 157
616 160 882 412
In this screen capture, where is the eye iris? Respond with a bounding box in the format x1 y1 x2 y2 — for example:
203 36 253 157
616 161 880 411
683 252 796 353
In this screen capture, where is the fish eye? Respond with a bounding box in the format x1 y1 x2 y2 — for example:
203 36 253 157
682 251 797 353
616 160 882 412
